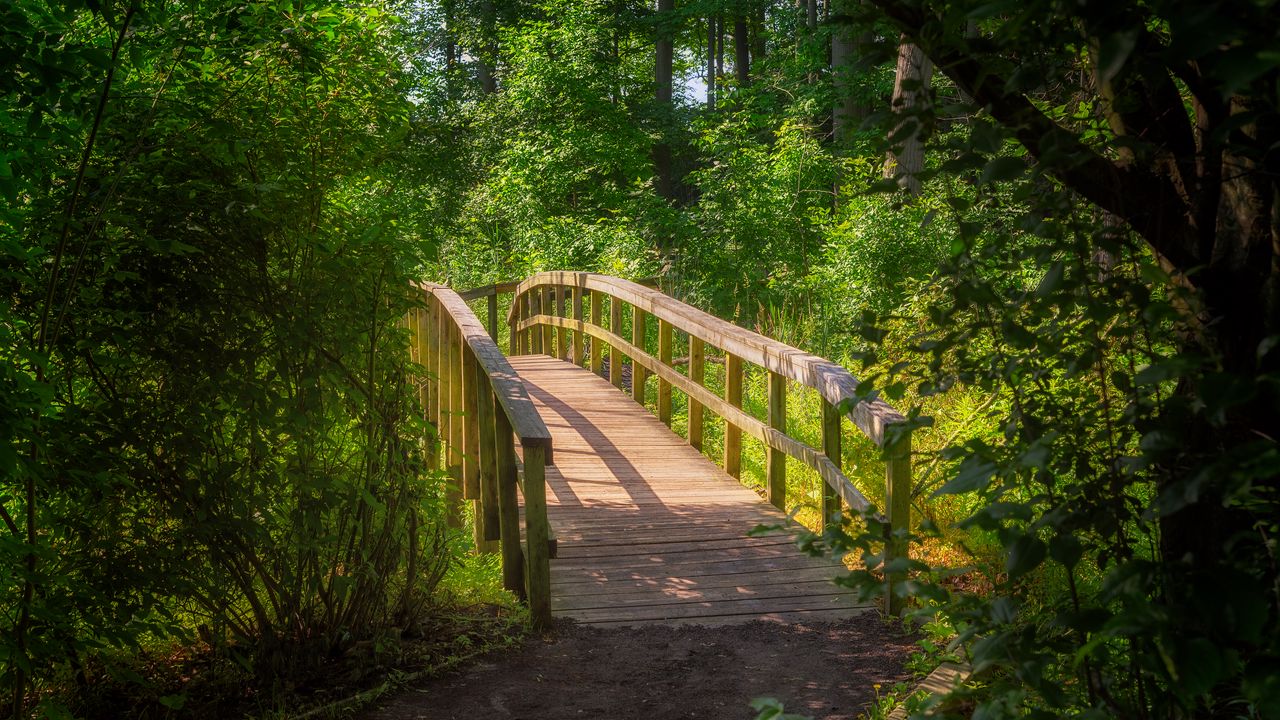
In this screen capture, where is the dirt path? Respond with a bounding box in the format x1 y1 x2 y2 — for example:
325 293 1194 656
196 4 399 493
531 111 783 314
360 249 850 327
363 616 916 720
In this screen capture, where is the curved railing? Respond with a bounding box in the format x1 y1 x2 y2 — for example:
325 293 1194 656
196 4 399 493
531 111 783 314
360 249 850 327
503 272 913 614
408 282 554 627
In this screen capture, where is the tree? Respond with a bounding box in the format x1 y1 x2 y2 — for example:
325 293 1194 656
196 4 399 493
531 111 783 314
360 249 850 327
882 36 931 194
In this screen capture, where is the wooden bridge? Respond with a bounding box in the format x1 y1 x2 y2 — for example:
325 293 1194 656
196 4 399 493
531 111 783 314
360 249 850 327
406 273 912 628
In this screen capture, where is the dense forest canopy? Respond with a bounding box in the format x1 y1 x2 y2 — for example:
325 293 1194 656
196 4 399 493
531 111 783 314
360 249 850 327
2 0 1277 718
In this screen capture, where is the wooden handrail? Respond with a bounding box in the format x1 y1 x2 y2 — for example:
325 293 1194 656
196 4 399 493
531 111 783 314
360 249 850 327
506 271 914 615
506 272 906 445
409 281 554 627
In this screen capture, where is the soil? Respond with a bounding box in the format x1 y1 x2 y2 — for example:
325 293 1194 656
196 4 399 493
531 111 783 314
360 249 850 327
362 616 917 720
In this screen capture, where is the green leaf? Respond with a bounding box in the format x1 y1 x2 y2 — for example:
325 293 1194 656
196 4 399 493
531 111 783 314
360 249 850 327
979 156 1025 184
1006 533 1046 579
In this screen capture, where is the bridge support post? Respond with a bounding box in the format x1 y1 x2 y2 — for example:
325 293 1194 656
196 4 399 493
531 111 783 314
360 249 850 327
530 288 544 355
589 291 603 376
724 353 743 479
884 430 912 616
657 319 672 425
688 337 704 450
573 286 585 367
820 399 842 531
494 405 525 600
476 365 500 552
556 286 568 361
541 286 555 356
446 323 464 528
522 444 553 629
631 306 647 403
767 371 787 511
610 298 624 389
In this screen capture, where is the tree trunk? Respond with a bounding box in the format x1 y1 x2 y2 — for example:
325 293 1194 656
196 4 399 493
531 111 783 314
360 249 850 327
707 16 716 110
883 38 932 195
751 4 766 71
477 0 497 95
734 15 750 87
807 0 818 30
654 0 676 201
830 0 856 144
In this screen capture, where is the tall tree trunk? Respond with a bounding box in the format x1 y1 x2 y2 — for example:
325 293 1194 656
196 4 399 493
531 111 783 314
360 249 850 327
830 0 855 144
707 16 717 110
751 4 766 71
807 0 817 30
654 0 676 202
716 16 724 85
734 15 750 87
477 0 497 95
883 37 932 195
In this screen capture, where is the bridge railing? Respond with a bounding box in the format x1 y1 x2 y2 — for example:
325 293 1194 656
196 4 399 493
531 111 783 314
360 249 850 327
408 282 554 627
503 272 914 615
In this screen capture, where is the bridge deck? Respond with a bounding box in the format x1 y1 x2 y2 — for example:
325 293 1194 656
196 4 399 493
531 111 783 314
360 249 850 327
510 355 872 627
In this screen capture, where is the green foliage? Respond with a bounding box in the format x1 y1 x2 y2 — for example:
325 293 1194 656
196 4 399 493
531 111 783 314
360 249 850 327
2 1 456 714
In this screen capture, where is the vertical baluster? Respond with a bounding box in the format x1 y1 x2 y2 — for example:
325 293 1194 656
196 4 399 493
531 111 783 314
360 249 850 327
445 322 464 527
657 319 672 425
821 399 842 532
884 429 912 616
572 286 585 366
484 292 497 343
589 289 603 376
767 371 786 511
631 305 647 403
724 353 743 478
476 365 500 553
531 288 544 355
689 336 704 450
463 344 481 508
522 444 552 629
610 297 624 389
494 405 524 598
541 286 554 356
556 286 568 361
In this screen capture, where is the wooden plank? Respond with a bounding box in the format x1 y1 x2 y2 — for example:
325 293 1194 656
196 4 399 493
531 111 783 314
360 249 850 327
523 444 552 628
885 430 911 616
462 345 481 501
584 607 872 628
562 593 864 624
509 355 870 626
495 399 525 599
476 361 500 550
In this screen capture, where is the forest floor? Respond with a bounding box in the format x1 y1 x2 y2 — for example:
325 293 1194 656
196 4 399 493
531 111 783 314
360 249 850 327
361 615 916 720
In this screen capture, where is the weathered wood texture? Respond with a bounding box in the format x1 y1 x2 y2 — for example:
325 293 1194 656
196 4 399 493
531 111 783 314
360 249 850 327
511 355 872 626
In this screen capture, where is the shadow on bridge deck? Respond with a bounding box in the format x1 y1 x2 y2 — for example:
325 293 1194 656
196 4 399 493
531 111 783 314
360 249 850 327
509 355 874 627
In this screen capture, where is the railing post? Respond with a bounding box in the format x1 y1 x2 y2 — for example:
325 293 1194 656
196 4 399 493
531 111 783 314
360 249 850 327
522 444 552 628
476 366 500 553
767 371 787 511
610 297 624 389
589 290 604 376
820 399 842 531
556 286 568 361
530 287 544 355
885 429 912 616
508 292 519 356
463 344 482 508
724 353 743 479
541 286 555 357
657 319 672 425
487 292 499 342
425 299 439 442
689 336 704 450
446 322 464 527
572 286 585 366
494 405 524 599
631 305 647 403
